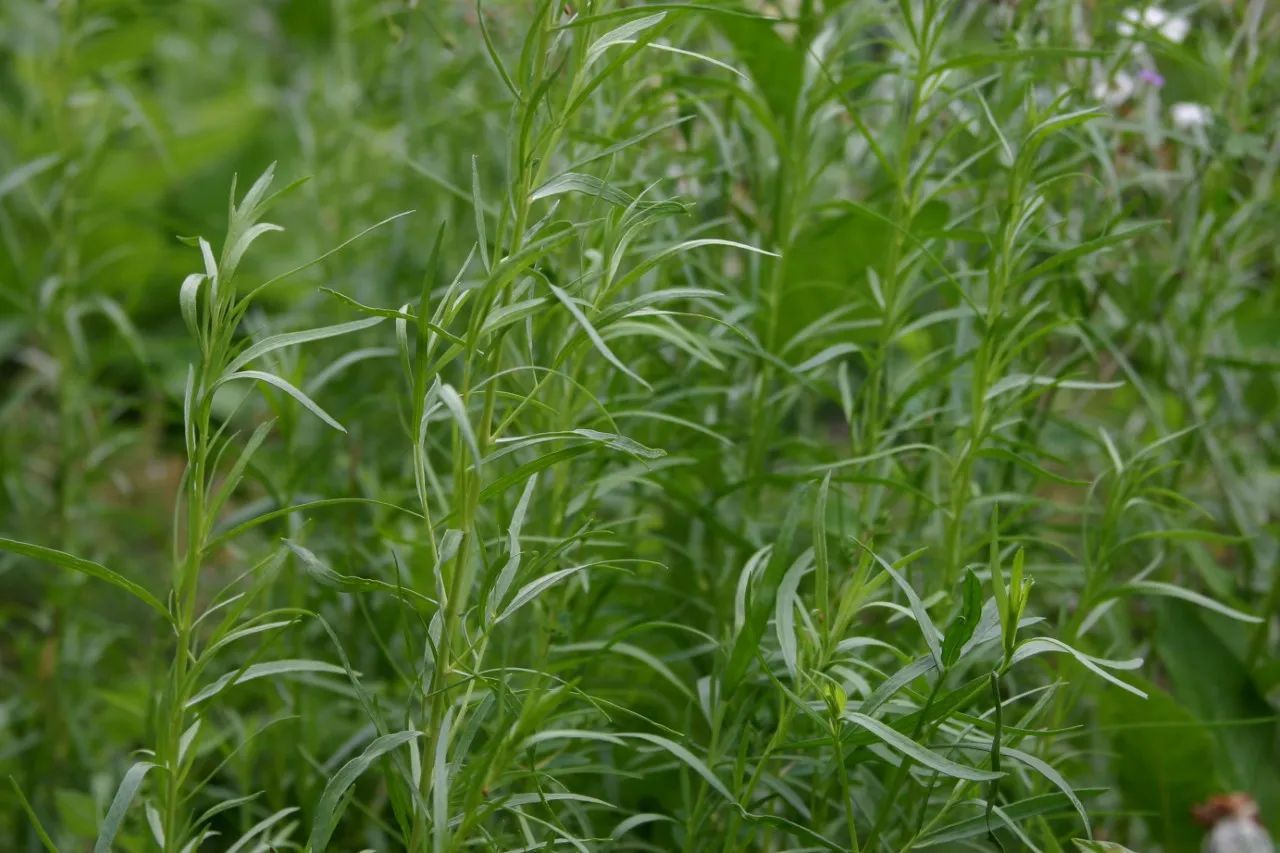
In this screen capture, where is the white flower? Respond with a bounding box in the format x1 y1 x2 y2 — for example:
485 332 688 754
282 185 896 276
1170 101 1212 129
1093 71 1136 106
1197 795 1274 853
1118 6 1191 43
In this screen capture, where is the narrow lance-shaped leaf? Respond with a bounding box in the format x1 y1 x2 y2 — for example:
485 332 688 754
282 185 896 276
9 777 59 853
471 155 490 272
438 383 482 468
225 807 298 853
432 708 453 853
215 370 346 433
94 762 158 853
916 789 1108 846
186 659 348 707
223 222 283 279
205 420 275 536
1009 637 1146 698
775 550 813 681
225 316 384 374
813 473 831 626
1119 581 1261 624
620 733 734 803
531 173 637 208
0 537 170 622
494 563 597 625
584 12 667 67
310 731 423 853
319 289 468 348
855 538 943 668
941 569 984 667
179 273 206 341
549 283 651 390
0 153 61 200
282 539 436 607
842 712 1002 782
489 474 537 621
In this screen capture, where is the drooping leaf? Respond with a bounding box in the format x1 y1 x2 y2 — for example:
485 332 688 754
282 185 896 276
0 538 170 622
215 370 346 433
186 659 348 707
842 712 1002 782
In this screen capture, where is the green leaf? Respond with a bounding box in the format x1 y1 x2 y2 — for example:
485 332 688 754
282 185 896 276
223 222 283 277
488 474 537 622
620 733 733 803
471 155 490 272
9 776 60 853
215 370 346 433
915 789 1107 847
225 807 298 853
494 564 596 625
585 12 667 67
929 48 1103 75
179 274 206 340
531 172 639 209
713 15 802 127
976 447 1090 486
0 154 62 200
1010 637 1146 698
438 383 482 468
813 472 831 625
842 712 1002 782
1099 675 1219 853
282 539 435 607
475 0 520 100
186 659 348 707
1156 599 1280 816
432 708 453 853
1121 581 1261 623
858 540 944 669
775 550 813 681
941 570 983 667
195 792 262 829
310 731 422 853
549 283 650 390
1073 841 1139 853
225 317 384 375
94 762 157 853
0 538 170 622
205 420 275 535
320 289 468 348
1013 223 1162 287
999 744 1092 838
723 491 806 692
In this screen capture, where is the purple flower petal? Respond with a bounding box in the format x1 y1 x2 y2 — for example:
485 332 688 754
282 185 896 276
1139 69 1165 87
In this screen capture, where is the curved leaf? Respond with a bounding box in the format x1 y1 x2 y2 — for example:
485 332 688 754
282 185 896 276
94 762 158 853
0 537 170 622
310 731 422 853
215 370 345 433
842 712 1003 782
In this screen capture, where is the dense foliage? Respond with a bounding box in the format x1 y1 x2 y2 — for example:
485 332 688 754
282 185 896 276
1 1 1277 851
